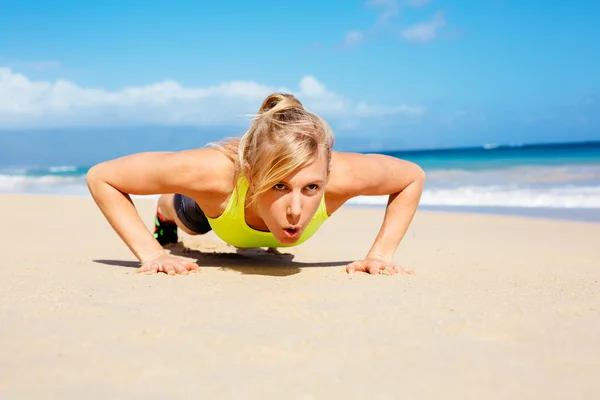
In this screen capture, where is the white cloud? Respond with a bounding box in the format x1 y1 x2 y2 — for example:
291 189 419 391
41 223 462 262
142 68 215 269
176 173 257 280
401 11 446 43
367 0 400 25
367 0 430 24
298 76 350 116
342 30 364 48
298 76 326 97
343 0 437 49
0 68 424 128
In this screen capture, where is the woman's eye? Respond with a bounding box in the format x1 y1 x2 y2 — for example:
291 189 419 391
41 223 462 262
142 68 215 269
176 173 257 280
274 183 286 190
307 184 319 191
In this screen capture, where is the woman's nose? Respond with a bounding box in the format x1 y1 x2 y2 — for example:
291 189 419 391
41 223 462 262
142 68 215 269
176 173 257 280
286 194 302 219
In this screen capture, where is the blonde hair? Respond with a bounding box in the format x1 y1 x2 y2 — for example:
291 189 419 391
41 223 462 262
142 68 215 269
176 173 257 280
209 93 335 207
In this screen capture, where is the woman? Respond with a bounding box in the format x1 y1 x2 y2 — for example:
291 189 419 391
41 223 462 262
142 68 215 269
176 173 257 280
86 93 426 276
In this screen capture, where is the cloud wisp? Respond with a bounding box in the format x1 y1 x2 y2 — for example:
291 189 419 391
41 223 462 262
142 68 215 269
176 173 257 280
341 30 365 49
341 0 445 49
0 68 424 129
368 0 401 26
401 11 446 43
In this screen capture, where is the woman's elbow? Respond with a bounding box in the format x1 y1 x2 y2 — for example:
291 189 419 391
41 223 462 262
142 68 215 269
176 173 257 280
416 166 426 183
85 164 108 194
407 162 426 185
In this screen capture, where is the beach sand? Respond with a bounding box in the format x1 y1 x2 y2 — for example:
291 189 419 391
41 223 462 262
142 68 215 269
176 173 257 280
1 194 599 399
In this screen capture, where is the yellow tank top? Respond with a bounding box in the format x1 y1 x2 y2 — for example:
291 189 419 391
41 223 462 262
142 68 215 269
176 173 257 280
205 176 329 248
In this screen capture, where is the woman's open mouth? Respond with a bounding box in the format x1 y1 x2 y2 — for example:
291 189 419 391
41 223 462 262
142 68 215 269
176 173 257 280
283 227 299 238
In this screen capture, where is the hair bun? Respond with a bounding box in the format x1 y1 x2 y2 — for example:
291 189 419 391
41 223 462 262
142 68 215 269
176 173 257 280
258 93 304 115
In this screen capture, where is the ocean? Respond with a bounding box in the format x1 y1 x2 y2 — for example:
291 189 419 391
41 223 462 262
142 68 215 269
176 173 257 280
1 141 599 223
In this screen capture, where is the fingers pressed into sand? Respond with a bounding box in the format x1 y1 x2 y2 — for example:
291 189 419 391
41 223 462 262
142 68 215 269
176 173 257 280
173 261 189 275
136 264 147 274
185 261 200 272
163 262 176 276
387 265 398 275
346 261 363 274
138 261 159 275
151 262 160 274
368 262 381 275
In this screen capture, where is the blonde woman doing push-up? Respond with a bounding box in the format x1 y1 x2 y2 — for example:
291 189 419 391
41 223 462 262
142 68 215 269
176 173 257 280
86 93 426 276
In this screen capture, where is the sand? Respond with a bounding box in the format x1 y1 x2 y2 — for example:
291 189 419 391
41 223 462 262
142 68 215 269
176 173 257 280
1 193 599 399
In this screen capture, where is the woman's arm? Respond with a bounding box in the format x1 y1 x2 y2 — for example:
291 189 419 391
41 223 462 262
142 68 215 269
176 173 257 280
86 149 230 264
329 151 426 271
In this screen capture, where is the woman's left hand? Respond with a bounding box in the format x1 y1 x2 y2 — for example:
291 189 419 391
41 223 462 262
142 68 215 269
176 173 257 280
346 258 414 275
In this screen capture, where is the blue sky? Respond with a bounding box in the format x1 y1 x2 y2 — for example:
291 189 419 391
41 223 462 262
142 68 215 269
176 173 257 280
1 0 599 152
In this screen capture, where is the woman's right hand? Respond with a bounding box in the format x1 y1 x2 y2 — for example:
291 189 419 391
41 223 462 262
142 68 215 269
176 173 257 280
137 253 200 275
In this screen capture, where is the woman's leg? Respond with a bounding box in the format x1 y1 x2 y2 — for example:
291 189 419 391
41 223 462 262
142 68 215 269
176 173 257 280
156 194 198 236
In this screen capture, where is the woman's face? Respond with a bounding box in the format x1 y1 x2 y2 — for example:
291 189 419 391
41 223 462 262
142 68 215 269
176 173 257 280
256 155 329 244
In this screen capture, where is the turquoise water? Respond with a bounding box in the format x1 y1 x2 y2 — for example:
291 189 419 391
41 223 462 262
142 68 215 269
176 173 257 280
1 141 599 222
360 141 600 222
385 142 600 170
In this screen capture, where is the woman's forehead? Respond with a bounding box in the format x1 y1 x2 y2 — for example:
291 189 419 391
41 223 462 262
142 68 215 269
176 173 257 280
281 157 328 183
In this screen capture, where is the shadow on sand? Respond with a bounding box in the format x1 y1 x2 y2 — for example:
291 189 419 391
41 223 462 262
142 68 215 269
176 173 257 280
94 243 351 277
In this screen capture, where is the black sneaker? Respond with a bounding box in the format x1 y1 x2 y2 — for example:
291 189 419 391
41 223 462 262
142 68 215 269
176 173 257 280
153 208 178 246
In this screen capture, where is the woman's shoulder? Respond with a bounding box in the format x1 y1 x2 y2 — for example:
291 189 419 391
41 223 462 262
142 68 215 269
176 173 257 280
170 147 237 194
326 149 426 203
324 151 364 213
325 150 396 205
87 147 235 196
326 150 367 192
170 147 237 216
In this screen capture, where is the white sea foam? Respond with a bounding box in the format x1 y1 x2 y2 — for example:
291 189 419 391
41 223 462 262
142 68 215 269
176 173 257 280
348 185 600 209
0 174 89 195
48 165 78 173
483 143 500 149
0 174 159 200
